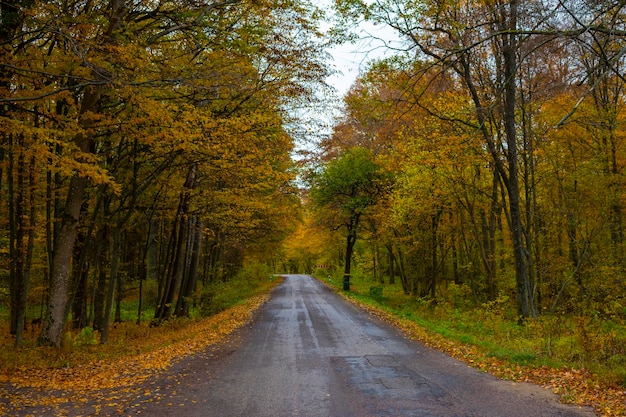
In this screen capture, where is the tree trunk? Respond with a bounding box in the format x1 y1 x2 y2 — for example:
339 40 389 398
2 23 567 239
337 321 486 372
10 145 36 346
115 269 123 324
70 229 89 330
92 223 109 331
39 171 89 346
155 214 188 321
39 77 103 346
343 213 360 291
429 208 443 299
501 0 536 320
387 245 395 285
137 251 147 325
71 264 89 329
101 226 121 344
343 231 357 291
176 217 203 317
3 0 35 345
8 134 19 336
155 165 196 322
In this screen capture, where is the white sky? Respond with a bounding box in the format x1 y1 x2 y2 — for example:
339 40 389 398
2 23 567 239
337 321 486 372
321 3 403 97
290 2 403 154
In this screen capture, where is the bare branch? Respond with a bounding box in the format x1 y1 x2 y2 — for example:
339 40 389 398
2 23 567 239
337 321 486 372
145 0 240 44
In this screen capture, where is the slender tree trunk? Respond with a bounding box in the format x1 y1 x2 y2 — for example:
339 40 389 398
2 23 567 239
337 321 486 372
2 0 29 343
71 262 89 329
175 216 195 316
343 213 360 291
176 217 203 317
12 148 35 346
479 170 499 301
429 209 442 299
101 226 121 344
70 229 90 329
387 245 395 285
115 269 123 324
387 243 409 294
343 232 356 291
45 144 63 316
155 216 186 321
501 0 536 319
137 250 147 325
155 165 196 322
92 223 109 331
8 134 18 336
155 218 175 314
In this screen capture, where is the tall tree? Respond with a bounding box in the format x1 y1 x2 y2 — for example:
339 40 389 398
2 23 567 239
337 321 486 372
335 0 543 318
309 147 387 290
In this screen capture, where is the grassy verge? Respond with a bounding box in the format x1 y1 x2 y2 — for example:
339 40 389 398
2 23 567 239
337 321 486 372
319 272 626 417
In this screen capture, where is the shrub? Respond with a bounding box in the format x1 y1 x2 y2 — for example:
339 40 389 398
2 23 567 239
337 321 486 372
75 327 98 346
199 262 273 317
369 286 384 301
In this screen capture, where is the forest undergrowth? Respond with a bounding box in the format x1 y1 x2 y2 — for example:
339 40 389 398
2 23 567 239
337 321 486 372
320 273 626 417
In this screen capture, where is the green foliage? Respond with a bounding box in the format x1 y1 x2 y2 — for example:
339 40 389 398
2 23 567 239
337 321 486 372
116 300 156 323
310 147 386 215
369 285 384 300
199 263 275 316
75 327 98 346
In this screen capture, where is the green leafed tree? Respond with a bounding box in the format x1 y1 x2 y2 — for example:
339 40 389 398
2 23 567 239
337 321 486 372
309 147 387 291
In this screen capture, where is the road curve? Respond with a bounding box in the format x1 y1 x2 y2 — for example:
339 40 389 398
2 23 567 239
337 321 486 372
130 274 595 417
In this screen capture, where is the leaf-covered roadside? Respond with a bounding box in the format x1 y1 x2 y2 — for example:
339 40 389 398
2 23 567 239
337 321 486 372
334 288 626 417
0 286 276 416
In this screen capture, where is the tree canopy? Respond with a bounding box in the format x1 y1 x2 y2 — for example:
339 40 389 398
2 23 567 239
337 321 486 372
0 0 332 347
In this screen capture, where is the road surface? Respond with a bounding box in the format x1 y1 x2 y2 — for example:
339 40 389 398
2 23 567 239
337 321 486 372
127 274 595 417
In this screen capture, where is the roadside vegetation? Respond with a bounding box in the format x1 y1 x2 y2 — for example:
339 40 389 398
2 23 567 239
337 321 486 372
1 0 327 349
0 270 280 414
293 4 626 417
319 270 626 416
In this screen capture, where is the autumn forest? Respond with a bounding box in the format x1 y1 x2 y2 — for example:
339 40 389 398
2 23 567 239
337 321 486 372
2 0 626 409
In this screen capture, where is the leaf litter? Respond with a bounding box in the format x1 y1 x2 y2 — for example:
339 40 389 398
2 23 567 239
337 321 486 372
0 292 271 416
4 278 624 416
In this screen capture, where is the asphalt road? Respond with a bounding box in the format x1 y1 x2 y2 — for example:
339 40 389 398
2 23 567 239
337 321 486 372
128 274 595 417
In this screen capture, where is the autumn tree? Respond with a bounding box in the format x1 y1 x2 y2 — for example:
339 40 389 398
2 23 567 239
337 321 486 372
1 0 331 347
309 147 387 291
334 0 557 318
328 0 626 319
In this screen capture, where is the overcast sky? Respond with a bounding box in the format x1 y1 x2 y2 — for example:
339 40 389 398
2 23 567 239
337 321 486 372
321 3 403 97
291 2 403 153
